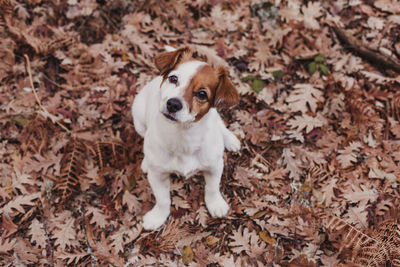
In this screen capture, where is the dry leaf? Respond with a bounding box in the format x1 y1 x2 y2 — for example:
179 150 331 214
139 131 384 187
259 231 276 246
182 246 194 265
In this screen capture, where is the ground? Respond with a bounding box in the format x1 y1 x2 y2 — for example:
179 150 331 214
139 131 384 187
0 0 400 266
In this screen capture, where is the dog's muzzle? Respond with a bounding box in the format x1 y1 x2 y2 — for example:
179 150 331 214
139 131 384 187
166 98 182 113
162 98 182 121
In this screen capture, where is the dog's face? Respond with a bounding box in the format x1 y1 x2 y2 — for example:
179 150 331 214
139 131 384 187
154 47 239 123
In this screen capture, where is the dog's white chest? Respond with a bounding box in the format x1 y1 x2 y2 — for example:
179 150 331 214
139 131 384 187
167 152 202 177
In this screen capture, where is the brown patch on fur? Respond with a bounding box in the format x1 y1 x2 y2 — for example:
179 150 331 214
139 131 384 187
183 65 219 121
155 47 239 121
154 47 193 75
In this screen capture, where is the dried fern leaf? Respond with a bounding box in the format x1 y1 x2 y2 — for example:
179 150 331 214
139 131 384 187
19 114 55 155
322 213 400 266
54 137 87 201
93 141 130 172
354 220 400 266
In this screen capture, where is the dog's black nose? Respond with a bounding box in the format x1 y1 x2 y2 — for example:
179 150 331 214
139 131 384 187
166 98 182 113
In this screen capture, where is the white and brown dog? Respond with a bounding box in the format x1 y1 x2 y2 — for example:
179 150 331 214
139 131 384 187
132 46 240 230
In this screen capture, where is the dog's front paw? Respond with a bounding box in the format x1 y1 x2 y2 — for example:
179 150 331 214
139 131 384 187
142 207 169 230
206 195 229 217
225 133 241 153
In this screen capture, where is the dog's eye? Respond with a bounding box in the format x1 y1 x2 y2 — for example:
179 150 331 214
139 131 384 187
195 90 208 101
168 75 178 84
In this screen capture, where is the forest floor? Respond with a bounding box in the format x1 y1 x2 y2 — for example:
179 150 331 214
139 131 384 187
1 0 400 266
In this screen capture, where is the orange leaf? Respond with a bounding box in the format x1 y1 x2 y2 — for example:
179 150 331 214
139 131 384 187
259 231 276 246
251 210 268 219
205 236 219 246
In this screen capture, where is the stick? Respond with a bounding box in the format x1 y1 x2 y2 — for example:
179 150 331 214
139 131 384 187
24 54 71 134
24 54 45 110
332 26 400 73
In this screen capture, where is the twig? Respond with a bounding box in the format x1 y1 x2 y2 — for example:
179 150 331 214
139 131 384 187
24 54 45 110
24 54 71 134
332 26 400 73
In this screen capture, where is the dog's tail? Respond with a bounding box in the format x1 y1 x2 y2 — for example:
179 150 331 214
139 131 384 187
164 45 177 52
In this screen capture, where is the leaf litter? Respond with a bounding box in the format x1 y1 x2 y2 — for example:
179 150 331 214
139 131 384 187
0 0 400 266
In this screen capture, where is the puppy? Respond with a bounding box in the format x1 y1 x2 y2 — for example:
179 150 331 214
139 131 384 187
132 47 240 230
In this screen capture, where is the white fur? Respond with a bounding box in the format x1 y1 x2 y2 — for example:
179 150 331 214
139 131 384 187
132 60 240 230
164 45 176 52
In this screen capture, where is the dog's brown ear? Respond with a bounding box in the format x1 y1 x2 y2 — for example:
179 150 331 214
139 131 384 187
213 67 239 108
154 47 192 74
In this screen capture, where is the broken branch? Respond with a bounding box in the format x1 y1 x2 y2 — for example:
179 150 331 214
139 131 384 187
332 26 400 73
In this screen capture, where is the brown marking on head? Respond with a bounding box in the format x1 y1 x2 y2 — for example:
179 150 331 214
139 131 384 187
154 47 193 76
183 65 239 122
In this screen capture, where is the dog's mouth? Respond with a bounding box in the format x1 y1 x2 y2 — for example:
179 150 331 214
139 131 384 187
162 112 177 122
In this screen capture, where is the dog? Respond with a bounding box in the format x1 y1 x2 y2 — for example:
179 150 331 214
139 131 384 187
131 46 240 230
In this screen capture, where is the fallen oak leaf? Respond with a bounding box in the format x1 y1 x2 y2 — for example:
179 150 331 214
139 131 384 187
28 218 47 249
1 213 18 238
0 237 16 253
2 192 41 215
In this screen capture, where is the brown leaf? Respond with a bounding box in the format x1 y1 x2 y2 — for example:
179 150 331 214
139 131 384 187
205 235 219 246
259 231 276 246
1 213 18 238
28 218 47 248
52 218 79 250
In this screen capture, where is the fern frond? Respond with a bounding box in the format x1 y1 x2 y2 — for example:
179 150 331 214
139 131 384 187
356 220 400 267
93 141 130 172
19 115 55 155
54 137 87 201
323 213 376 251
302 163 332 183
322 213 400 265
348 97 377 120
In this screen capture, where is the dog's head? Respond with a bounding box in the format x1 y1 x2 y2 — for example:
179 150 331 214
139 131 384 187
154 47 239 123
